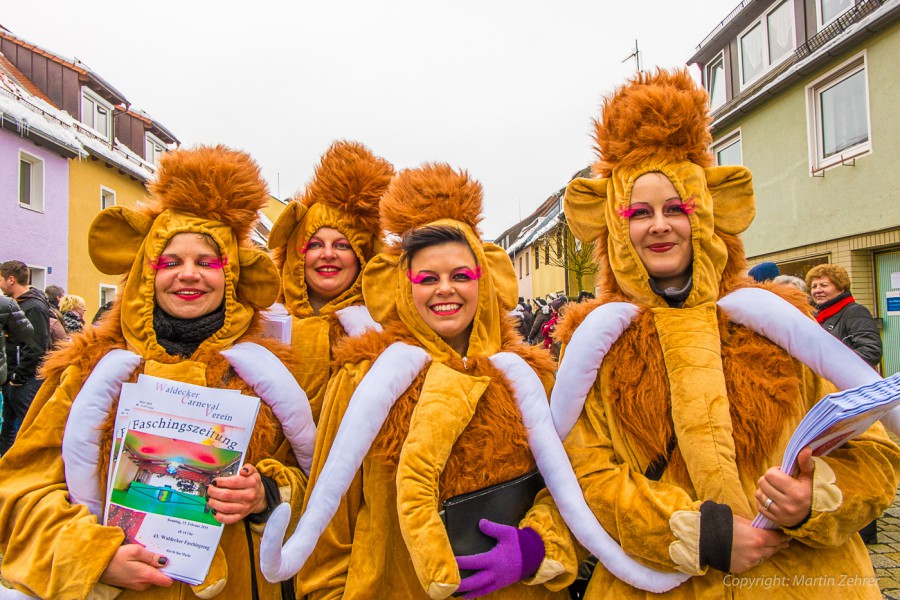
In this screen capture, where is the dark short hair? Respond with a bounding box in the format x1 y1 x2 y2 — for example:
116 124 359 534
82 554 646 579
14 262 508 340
45 285 65 303
0 261 29 285
401 225 472 263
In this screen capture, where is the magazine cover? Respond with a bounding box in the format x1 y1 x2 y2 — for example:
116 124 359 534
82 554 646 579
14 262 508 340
104 374 260 585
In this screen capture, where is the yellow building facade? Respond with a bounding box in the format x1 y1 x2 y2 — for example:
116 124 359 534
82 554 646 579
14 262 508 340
67 157 149 316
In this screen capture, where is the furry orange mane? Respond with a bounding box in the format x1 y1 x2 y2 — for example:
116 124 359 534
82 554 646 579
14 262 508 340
592 68 714 177
296 140 394 233
379 163 483 244
146 145 269 242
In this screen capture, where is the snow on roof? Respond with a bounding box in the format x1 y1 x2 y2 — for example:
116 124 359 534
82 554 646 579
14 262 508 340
506 206 562 257
0 67 156 180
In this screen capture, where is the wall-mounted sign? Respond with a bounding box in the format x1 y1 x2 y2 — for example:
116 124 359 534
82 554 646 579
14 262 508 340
887 291 900 316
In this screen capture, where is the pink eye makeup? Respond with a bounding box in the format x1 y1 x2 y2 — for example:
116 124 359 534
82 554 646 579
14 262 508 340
406 266 481 284
148 256 180 270
617 197 695 219
200 256 228 269
617 205 643 219
407 271 435 284
452 267 482 281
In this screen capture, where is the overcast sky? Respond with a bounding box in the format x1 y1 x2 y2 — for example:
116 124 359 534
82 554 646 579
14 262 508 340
5 1 731 238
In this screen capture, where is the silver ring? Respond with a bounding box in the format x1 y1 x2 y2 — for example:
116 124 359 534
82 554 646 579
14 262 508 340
764 498 774 511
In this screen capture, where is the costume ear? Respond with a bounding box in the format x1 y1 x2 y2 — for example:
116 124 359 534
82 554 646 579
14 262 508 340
483 243 518 310
705 166 755 235
564 177 610 243
362 253 402 324
267 202 308 250
89 207 154 275
237 248 280 309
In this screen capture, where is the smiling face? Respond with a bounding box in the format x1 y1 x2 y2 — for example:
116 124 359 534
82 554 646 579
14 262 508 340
626 172 694 290
152 232 227 319
810 276 843 305
408 242 480 356
303 227 360 312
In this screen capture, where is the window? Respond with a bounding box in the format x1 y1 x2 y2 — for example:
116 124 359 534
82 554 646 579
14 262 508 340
738 0 795 88
100 284 117 308
707 53 726 110
544 240 550 265
806 53 870 172
18 151 45 211
27 267 46 291
145 132 166 165
525 251 530 276
81 88 112 140
100 186 116 210
534 247 540 270
518 257 523 279
818 0 854 29
712 130 743 166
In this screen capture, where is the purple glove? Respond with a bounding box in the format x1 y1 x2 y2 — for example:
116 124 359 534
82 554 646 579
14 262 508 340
455 519 545 599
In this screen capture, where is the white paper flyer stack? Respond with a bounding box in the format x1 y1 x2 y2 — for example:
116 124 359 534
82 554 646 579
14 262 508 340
104 374 260 585
753 372 900 529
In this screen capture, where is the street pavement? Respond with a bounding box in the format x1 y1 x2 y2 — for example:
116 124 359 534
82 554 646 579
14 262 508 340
870 482 900 599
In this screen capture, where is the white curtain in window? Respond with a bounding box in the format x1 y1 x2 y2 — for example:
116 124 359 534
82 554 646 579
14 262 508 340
741 24 764 82
767 1 794 63
820 69 868 158
821 0 853 25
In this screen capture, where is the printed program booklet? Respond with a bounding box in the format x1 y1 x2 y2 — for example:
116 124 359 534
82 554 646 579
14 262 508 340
753 372 900 529
104 374 260 585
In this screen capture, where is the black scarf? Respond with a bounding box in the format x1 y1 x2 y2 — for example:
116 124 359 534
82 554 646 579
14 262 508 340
153 304 226 358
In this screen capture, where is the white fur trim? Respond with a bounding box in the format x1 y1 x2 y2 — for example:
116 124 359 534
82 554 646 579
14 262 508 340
62 349 142 520
0 586 39 599
336 305 383 337
551 303 640 438
260 342 430 582
491 352 690 593
221 342 316 474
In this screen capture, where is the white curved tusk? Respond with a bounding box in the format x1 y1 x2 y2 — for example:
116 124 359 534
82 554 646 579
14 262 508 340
717 288 879 390
62 349 142 520
260 342 431 582
221 342 316 474
716 288 900 434
550 302 640 439
490 352 690 593
336 305 383 337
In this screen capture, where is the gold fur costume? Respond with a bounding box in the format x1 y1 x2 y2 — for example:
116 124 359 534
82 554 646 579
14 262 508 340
267 141 393 422
296 164 571 599
0 146 307 599
523 69 900 598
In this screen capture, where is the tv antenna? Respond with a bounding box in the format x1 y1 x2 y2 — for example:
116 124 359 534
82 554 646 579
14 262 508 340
622 39 642 73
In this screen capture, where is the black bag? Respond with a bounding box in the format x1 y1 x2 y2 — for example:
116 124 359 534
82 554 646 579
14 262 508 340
439 470 544 579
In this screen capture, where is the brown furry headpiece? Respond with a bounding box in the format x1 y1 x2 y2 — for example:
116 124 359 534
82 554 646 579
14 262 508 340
147 144 270 242
380 163 483 244
592 68 714 177
297 140 394 234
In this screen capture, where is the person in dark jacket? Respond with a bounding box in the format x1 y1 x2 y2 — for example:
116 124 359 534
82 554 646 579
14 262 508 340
0 261 51 455
0 295 34 387
528 297 552 344
806 264 882 367
806 262 883 544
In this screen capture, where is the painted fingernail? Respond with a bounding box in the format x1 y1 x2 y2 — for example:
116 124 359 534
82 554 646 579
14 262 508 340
211 509 217 516
211 479 219 487
241 466 250 475
158 556 168 566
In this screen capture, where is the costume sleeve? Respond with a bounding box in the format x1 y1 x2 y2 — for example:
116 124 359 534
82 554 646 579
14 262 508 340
843 304 883 367
297 362 370 600
521 489 582 590
253 444 307 534
0 368 125 599
541 384 708 575
786 366 900 547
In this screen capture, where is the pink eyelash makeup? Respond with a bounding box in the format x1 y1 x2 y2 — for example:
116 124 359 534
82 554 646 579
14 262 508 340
456 266 482 280
406 271 430 284
406 266 482 284
617 197 696 219
299 241 311 254
148 255 227 270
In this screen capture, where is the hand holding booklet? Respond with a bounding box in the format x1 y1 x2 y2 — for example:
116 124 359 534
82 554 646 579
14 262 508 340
752 372 900 529
104 374 260 585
